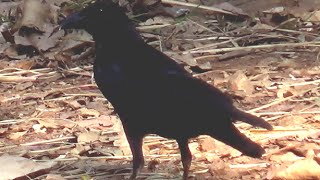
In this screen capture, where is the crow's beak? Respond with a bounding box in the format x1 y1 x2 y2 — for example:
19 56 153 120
60 12 84 30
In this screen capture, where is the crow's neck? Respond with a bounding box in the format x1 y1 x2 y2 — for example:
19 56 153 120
93 21 143 46
93 24 145 64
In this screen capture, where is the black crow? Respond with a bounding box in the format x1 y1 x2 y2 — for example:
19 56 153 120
61 1 272 179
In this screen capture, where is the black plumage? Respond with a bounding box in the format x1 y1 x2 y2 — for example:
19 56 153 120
61 1 272 179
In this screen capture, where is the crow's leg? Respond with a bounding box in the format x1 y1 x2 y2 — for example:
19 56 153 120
177 138 192 180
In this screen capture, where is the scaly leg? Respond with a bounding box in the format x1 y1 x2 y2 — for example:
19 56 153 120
177 139 192 180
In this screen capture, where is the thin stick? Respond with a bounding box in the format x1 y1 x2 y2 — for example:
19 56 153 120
161 0 234 15
21 136 76 146
248 87 320 113
184 41 320 54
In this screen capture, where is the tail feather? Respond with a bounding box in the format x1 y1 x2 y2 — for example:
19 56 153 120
232 109 273 130
213 124 266 158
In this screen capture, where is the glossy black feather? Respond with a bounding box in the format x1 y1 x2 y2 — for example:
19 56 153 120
61 1 272 179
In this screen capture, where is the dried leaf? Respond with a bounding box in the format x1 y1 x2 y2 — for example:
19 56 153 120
277 116 307 127
70 144 90 155
18 0 56 31
0 154 56 179
79 107 100 118
76 115 115 129
45 174 66 180
269 152 301 163
7 131 27 140
228 71 254 95
199 137 215 152
15 81 33 91
77 131 100 144
269 159 320 179
64 100 82 109
215 2 247 16
38 119 75 129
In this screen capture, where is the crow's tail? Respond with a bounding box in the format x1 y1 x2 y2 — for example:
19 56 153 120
232 109 273 130
212 124 266 158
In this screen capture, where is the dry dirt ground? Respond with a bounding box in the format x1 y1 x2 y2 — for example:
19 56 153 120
1 0 320 179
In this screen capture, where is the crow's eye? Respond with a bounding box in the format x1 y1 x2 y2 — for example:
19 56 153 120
99 8 103 12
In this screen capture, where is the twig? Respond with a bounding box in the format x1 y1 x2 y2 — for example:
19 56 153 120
35 153 181 162
247 87 320 113
137 24 171 31
183 35 252 54
161 0 234 15
229 162 269 169
184 41 320 54
28 144 75 154
21 136 76 146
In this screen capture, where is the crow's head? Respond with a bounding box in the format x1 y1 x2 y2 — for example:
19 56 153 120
60 0 129 35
